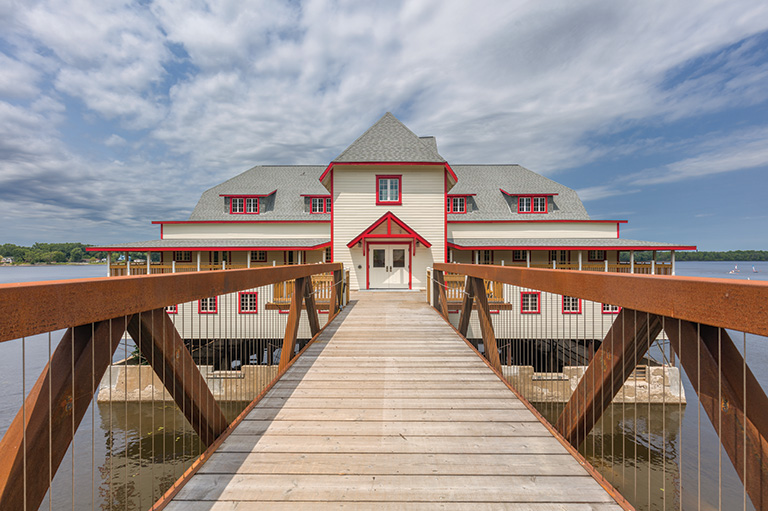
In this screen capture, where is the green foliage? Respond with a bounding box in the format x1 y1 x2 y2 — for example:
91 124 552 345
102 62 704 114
0 242 110 264
618 250 768 262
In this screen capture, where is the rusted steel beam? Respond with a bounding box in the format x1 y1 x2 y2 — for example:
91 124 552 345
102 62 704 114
279 277 306 372
457 277 474 337
303 276 321 337
0 318 129 511
127 309 228 446
432 270 449 318
434 262 768 336
667 321 768 510
555 309 663 448
328 271 339 326
0 262 343 343
471 277 502 373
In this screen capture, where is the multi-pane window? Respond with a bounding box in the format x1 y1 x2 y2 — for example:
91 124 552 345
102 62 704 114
165 304 178 314
238 292 258 314
477 250 493 264
602 303 621 314
376 175 401 204
174 251 192 262
562 296 581 314
251 250 267 262
550 250 569 264
446 196 466 213
325 247 332 263
588 250 606 261
513 250 527 262
518 196 547 213
521 292 541 314
310 197 332 213
199 297 217 314
229 197 258 214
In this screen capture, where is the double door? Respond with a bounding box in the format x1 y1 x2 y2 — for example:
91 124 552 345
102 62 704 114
368 244 409 289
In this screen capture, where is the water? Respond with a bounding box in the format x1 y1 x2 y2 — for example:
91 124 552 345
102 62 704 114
1 262 766 510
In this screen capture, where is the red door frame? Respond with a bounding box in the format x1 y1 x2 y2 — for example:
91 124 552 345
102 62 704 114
365 241 413 290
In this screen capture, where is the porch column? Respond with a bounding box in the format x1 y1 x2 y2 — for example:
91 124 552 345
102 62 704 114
474 251 479 264
604 259 608 272
147 252 151 274
578 251 582 271
651 251 656 274
247 251 251 269
630 251 635 274
172 260 176 273
197 252 201 272
526 251 530 268
106 253 111 277
125 252 130 274
671 250 676 275
553 259 557 269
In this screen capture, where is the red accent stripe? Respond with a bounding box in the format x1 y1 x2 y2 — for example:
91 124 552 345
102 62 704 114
446 242 697 251
86 242 332 252
448 219 628 224
151 220 330 224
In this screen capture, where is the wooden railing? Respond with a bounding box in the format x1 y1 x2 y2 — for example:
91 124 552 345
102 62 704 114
0 263 344 511
109 262 272 276
432 262 768 511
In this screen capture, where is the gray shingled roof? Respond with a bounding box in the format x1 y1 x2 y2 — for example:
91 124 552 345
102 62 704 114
189 165 330 221
93 238 331 250
448 165 589 221
333 112 445 163
448 238 694 249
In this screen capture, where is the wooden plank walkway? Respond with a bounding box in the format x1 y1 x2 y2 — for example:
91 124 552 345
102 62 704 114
166 291 622 510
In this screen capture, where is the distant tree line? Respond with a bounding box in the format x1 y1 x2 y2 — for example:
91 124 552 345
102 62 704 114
0 242 112 264
620 250 768 262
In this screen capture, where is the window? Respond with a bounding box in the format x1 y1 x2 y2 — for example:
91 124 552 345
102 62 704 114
521 292 541 314
165 304 178 314
229 197 259 214
513 250 527 262
477 250 493 265
310 197 332 214
198 297 218 314
251 250 267 262
518 195 547 214
588 250 606 261
562 296 581 314
376 175 401 205
602 303 621 314
549 250 569 264
324 247 332 263
238 292 258 314
174 251 192 262
446 196 466 213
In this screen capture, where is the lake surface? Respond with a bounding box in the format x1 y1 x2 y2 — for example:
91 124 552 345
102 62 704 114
0 262 766 510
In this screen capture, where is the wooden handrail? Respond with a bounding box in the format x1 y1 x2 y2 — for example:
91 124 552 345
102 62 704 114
434 263 768 336
0 263 342 343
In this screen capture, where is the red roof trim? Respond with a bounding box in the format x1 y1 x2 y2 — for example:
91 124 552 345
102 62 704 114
152 220 330 224
319 163 334 182
447 242 697 251
218 190 276 198
447 193 476 197
500 189 558 197
347 212 432 248
86 242 332 252
448 219 628 224
444 162 458 183
300 194 331 198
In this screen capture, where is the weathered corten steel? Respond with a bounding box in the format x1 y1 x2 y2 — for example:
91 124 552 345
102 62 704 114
667 322 768 510
279 277 307 372
0 318 129 511
303 276 321 337
470 276 502 373
555 309 663 447
127 309 228 446
434 263 768 337
432 269 449 318
0 262 343 343
457 277 474 336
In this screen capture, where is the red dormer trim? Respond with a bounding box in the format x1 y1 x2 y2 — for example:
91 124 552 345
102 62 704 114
219 190 276 198
500 189 559 198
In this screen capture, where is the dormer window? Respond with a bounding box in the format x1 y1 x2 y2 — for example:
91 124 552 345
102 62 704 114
230 197 259 214
310 197 332 214
446 196 466 213
518 196 547 214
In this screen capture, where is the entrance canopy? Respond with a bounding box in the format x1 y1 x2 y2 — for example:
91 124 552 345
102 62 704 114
347 212 432 256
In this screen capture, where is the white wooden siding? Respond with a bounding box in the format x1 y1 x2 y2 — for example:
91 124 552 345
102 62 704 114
163 222 329 240
448 221 618 240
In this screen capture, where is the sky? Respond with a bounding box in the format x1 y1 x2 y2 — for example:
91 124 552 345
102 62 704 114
1 0 768 251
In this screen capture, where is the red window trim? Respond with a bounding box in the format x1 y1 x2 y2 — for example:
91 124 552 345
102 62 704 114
376 175 402 205
588 250 607 261
198 297 218 314
309 196 332 214
517 195 548 214
237 291 258 314
520 291 541 314
229 197 260 215
561 296 582 314
602 304 621 314
446 195 467 214
165 304 178 314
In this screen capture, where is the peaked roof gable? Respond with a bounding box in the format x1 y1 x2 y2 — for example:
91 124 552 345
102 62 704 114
347 211 432 248
333 112 445 163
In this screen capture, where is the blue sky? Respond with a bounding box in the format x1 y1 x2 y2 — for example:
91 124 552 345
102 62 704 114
1 0 767 251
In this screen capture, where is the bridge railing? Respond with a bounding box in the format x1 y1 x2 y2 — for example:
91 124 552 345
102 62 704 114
430 262 768 511
0 262 344 511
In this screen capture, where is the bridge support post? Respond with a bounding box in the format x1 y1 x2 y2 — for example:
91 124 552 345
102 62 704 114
432 269 449 318
327 269 342 325
555 309 663 448
470 277 501 373
279 277 307 372
0 318 130 511
127 309 228 446
457 277 474 337
666 321 768 510
303 276 320 337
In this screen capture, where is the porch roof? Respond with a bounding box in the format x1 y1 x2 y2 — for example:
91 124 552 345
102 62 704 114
448 238 697 251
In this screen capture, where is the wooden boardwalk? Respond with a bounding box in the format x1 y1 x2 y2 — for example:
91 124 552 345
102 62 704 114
166 291 622 510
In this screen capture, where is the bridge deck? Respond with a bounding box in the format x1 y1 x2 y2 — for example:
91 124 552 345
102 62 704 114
166 291 621 510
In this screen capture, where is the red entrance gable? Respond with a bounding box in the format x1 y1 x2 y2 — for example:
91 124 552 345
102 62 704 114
347 212 432 255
